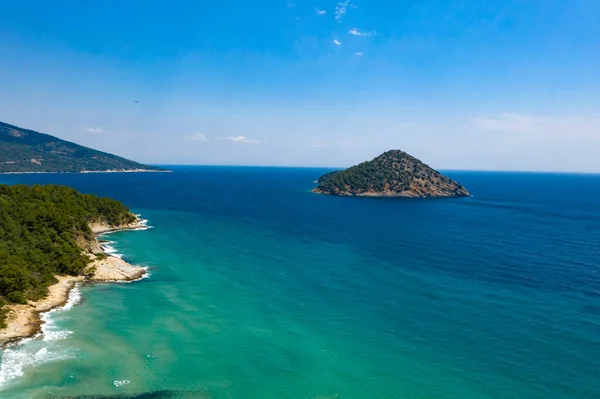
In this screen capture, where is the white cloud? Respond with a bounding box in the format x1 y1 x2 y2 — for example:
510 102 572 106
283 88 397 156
471 113 600 136
222 136 260 144
354 51 364 56
185 133 208 141
316 8 326 15
335 0 351 22
349 28 375 36
87 127 103 134
333 39 341 46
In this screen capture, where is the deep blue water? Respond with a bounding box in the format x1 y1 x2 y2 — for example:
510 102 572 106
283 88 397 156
0 167 598 398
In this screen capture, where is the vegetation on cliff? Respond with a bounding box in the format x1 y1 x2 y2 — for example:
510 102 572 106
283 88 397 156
0 121 163 173
314 150 470 197
0 184 135 326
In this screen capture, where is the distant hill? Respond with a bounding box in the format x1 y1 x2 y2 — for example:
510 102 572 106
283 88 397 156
313 150 470 197
0 121 163 173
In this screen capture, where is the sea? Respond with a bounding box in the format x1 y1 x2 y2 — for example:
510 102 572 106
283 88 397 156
0 167 598 399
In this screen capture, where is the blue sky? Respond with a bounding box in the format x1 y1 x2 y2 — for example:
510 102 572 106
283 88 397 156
1 1 599 171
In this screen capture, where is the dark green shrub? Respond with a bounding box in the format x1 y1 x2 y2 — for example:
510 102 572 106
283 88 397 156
6 291 27 304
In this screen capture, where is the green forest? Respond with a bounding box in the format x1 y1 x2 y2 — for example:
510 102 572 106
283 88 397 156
314 150 470 197
0 121 164 173
0 184 134 326
316 150 433 193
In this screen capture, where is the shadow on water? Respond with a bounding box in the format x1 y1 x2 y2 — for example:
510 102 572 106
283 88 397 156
51 391 201 399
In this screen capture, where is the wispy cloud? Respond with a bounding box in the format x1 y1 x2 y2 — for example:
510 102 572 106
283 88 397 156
316 8 326 15
471 113 600 137
333 39 341 46
87 127 103 134
335 0 351 22
222 136 260 144
354 51 364 56
185 133 208 141
349 28 375 36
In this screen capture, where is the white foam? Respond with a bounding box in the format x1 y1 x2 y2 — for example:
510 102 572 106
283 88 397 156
135 266 151 281
100 241 124 259
131 225 153 231
131 219 152 231
0 338 73 384
40 307 74 343
101 216 152 234
0 216 152 386
113 266 151 284
0 286 82 385
60 284 82 311
132 215 152 231
98 215 152 255
30 284 80 343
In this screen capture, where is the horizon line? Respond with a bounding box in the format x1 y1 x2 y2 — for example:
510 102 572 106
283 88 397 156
149 164 600 175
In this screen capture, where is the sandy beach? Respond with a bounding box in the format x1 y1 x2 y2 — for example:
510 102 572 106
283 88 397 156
0 276 84 346
0 218 148 346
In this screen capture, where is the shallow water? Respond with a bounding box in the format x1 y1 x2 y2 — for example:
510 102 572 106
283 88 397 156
0 167 598 398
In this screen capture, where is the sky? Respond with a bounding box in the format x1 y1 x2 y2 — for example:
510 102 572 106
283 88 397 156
0 1 599 171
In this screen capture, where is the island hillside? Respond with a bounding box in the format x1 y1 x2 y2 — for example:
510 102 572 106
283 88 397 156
313 150 470 197
0 121 163 173
0 184 145 333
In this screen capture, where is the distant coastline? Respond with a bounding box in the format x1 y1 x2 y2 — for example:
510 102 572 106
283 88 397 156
1 121 166 174
0 169 170 175
0 217 150 347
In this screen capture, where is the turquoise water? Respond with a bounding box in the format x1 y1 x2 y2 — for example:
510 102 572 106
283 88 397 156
0 167 598 398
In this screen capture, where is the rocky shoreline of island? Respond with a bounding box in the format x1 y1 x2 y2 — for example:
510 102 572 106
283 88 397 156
0 217 150 347
312 187 470 197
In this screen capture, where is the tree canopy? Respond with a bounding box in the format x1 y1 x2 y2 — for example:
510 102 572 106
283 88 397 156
315 150 469 197
0 184 134 325
0 121 164 173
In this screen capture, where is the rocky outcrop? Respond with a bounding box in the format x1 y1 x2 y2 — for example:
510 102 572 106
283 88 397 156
88 256 146 282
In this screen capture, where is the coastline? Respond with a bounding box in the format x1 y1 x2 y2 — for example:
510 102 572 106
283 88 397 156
0 169 170 175
311 187 471 198
0 218 149 347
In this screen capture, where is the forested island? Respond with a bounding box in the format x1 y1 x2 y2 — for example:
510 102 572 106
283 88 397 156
0 184 146 343
314 150 470 197
0 121 164 173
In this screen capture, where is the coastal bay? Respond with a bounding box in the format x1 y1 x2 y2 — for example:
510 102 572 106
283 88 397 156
0 167 598 398
0 219 149 346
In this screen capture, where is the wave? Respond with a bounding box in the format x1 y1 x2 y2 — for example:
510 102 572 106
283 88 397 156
0 344 73 384
114 266 152 284
0 216 152 387
133 215 153 231
100 240 124 259
40 284 82 342
0 285 81 384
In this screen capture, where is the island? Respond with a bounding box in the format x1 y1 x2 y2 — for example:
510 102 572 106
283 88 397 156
0 184 148 345
313 150 470 197
0 121 165 173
